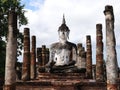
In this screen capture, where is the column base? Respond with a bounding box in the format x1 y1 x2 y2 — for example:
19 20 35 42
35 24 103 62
107 84 118 90
4 83 16 90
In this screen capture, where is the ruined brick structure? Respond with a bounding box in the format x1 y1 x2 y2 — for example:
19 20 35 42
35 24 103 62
4 5 120 90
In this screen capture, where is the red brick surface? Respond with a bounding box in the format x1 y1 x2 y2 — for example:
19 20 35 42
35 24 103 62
16 79 107 90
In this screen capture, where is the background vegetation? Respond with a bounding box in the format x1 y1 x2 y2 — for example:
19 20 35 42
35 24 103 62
0 0 28 78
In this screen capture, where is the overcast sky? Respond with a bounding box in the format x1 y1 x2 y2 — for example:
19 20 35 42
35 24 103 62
20 0 120 66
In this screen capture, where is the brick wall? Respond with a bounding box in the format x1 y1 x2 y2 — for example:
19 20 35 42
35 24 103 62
16 80 107 90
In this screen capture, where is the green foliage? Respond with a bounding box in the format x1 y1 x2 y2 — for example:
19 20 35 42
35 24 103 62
0 40 6 77
0 0 28 77
0 0 28 55
0 0 28 37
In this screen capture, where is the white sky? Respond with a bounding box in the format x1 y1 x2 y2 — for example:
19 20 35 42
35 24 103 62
20 0 120 66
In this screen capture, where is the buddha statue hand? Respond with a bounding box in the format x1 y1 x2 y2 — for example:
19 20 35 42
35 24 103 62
45 61 56 72
45 61 56 67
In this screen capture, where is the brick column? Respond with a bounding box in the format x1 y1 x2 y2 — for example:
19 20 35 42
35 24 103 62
76 43 83 69
96 24 104 82
41 45 46 66
81 47 86 69
22 28 30 81
45 48 49 65
104 5 118 90
77 43 86 69
4 10 17 90
30 36 36 79
37 48 42 66
86 35 92 79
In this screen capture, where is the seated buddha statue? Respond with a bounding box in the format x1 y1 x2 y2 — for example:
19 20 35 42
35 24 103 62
45 15 78 73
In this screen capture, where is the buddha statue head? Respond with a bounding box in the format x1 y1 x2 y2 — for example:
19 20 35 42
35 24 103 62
58 15 70 43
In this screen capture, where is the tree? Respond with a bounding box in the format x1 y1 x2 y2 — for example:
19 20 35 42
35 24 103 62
0 0 28 77
0 40 6 77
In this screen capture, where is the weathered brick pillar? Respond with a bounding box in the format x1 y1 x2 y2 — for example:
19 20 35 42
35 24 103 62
96 24 104 82
76 43 83 69
81 47 86 69
45 48 49 65
41 45 46 66
104 5 118 90
30 36 36 79
37 48 42 66
76 43 86 69
22 28 30 81
4 10 17 90
86 35 92 79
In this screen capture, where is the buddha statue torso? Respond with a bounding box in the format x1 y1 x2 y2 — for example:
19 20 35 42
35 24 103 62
50 41 77 66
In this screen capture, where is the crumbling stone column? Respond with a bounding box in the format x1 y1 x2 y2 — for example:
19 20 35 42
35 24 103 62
96 24 104 82
86 35 92 79
76 43 83 69
22 28 30 81
30 36 36 79
76 43 86 69
4 10 17 90
37 48 42 66
81 47 86 69
45 48 49 65
104 5 118 90
41 45 46 66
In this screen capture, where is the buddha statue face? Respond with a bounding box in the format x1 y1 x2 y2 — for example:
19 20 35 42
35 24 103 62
58 30 69 42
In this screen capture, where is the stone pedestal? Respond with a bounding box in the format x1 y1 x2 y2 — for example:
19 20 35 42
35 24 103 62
4 84 16 90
